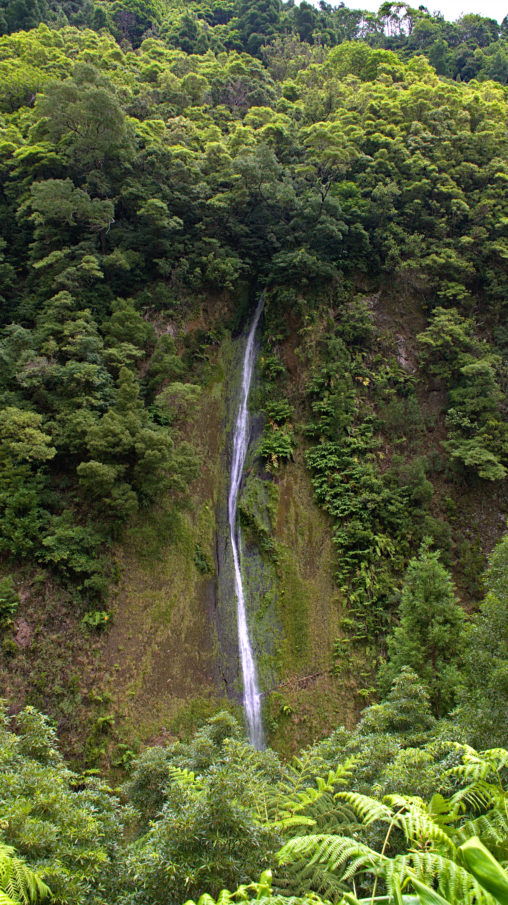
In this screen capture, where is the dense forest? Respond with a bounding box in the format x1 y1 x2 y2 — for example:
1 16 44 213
1 0 508 902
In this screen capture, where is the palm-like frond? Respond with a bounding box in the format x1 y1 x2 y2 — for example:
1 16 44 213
279 833 385 877
0 843 51 905
383 797 456 852
453 809 508 848
167 766 203 792
334 793 393 827
276 854 348 902
448 745 508 785
393 850 495 904
272 746 508 905
261 758 356 830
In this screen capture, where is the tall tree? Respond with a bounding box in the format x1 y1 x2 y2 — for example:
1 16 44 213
380 544 466 715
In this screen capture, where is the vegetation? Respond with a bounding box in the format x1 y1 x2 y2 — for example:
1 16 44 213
1 1 508 904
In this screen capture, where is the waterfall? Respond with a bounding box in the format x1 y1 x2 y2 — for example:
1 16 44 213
228 297 264 749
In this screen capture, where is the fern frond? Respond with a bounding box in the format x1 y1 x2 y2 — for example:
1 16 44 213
480 748 508 771
266 759 356 829
447 745 508 786
167 766 203 791
0 843 51 904
454 810 508 848
383 797 455 852
392 850 495 905
278 834 332 867
449 783 495 813
335 792 393 826
274 855 348 901
0 893 17 905
279 832 385 883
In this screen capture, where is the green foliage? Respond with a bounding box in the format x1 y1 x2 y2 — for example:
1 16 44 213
278 744 508 905
0 842 51 905
259 425 294 470
81 609 110 630
0 0 507 842
0 703 130 905
455 533 508 748
0 576 19 626
303 322 435 636
417 309 508 481
194 543 213 575
379 545 466 716
0 11 507 611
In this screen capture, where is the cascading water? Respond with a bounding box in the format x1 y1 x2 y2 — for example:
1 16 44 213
228 296 264 749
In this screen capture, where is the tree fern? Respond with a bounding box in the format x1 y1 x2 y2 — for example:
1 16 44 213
453 811 508 848
448 746 508 786
0 843 51 905
258 757 356 831
277 769 508 905
383 797 456 852
334 793 395 827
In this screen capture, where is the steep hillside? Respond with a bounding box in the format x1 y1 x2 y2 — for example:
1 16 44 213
0 7 508 764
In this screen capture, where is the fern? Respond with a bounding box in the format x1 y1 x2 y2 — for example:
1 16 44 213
384 796 456 852
453 810 508 847
0 894 17 905
448 745 508 786
334 793 393 827
272 747 508 905
0 843 51 905
184 871 328 905
279 833 385 880
167 766 203 792
258 757 355 831
392 851 495 905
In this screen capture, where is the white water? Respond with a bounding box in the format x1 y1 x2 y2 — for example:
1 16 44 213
228 297 264 749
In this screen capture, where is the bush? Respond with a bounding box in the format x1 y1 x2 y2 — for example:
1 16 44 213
0 575 19 625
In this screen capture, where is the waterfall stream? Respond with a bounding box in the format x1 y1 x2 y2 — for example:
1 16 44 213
228 297 264 749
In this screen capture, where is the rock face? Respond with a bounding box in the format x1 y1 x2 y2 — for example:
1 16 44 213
214 311 278 709
14 619 32 648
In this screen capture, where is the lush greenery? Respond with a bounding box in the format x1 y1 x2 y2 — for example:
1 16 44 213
1 3 508 904
3 680 508 905
1 0 508 607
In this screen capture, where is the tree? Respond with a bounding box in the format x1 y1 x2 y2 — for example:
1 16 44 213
417 309 508 481
379 544 465 715
0 0 48 34
32 70 132 180
0 407 55 557
359 667 436 740
455 533 508 748
236 0 282 56
0 704 127 905
123 715 278 905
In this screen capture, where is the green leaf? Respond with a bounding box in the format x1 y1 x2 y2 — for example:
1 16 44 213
410 878 451 905
460 836 508 904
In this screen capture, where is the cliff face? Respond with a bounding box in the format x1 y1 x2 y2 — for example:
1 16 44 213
2 282 507 766
94 304 358 759
96 283 508 760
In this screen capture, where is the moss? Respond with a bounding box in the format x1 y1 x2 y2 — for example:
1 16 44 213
265 458 361 753
169 695 241 741
239 475 278 557
92 337 233 761
275 547 310 664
